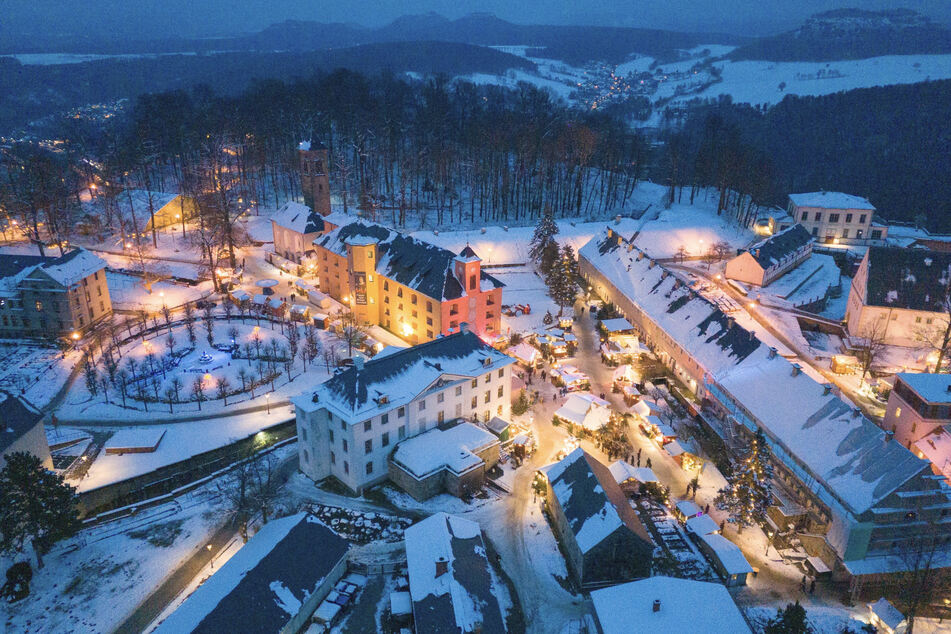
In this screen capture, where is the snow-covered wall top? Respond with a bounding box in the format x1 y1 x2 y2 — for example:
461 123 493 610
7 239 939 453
789 192 876 210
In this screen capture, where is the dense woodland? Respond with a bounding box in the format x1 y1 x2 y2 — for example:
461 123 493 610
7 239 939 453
663 79 951 231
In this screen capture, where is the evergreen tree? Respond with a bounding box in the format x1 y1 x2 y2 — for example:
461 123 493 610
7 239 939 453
547 244 580 314
530 206 560 273
764 601 810 634
714 427 773 532
0 452 81 568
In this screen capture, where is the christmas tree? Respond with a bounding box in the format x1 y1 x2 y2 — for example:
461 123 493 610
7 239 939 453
530 206 560 273
547 244 580 315
714 427 773 532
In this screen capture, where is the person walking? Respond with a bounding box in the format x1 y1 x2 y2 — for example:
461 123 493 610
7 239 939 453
809 578 816 594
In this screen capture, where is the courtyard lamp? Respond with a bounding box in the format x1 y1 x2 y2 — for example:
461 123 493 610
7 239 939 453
265 392 271 415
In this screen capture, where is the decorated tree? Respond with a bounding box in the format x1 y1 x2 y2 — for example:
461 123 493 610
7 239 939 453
714 427 773 532
529 206 560 273
0 452 80 568
547 244 580 314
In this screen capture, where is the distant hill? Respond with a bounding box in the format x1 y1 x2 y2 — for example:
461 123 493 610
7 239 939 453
0 13 746 66
730 9 951 61
0 41 534 133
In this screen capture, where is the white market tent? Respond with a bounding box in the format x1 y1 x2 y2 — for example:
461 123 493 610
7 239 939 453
554 392 612 431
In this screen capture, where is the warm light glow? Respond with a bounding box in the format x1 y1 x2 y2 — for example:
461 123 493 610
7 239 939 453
401 322 413 337
253 326 260 332
748 302 756 309
124 242 132 249
70 331 80 340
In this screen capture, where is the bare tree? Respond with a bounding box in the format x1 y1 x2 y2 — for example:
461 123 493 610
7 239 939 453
338 311 368 357
712 240 733 262
915 298 951 373
216 377 232 405
892 521 951 633
675 244 688 263
856 318 889 385
191 376 206 410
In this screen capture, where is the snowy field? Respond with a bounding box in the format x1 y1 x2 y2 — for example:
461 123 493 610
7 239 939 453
750 253 842 308
0 342 79 409
632 192 755 259
107 272 212 312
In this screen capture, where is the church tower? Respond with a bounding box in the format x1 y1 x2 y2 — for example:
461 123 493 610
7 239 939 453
299 139 331 217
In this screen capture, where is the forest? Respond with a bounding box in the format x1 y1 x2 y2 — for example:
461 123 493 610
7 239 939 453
661 79 951 231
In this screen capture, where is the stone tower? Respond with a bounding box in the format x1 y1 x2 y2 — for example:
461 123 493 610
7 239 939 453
299 139 331 217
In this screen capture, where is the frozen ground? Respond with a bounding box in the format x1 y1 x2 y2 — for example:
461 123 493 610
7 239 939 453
107 272 212 312
633 192 755 258
749 253 842 308
0 485 223 634
0 341 79 409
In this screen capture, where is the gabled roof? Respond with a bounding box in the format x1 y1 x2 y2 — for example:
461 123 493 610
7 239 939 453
579 228 761 377
0 392 44 455
271 200 325 235
591 577 751 634
392 422 498 478
789 192 875 210
404 513 506 634
292 330 515 419
744 224 813 269
540 448 653 553
313 220 503 301
0 248 106 291
155 513 349 634
862 247 951 311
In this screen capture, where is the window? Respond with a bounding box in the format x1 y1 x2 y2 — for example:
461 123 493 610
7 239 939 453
411 294 417 305
341 420 346 431
331 451 336 464
841 229 849 239
437 410 445 423
418 399 426 411
871 229 883 240
397 288 403 298
342 439 349 452
398 407 405 418
895 407 902 418
437 392 444 403
344 461 349 474
449 305 459 316
455 386 462 396
366 462 373 475
811 227 818 236
365 439 372 454
383 281 389 291
301 427 308 442
471 379 478 388
382 432 390 447
484 390 490 404
497 385 504 398
469 274 476 290
427 330 433 339
450 321 458 330
484 373 491 384
800 210 809 221
916 316 923 324
427 301 433 313
329 429 334 443
35 301 43 311
927 318 934 325
471 396 478 409
498 405 503 415
814 212 821 222
364 420 372 432
860 214 867 224
398 425 407 439
426 317 433 326
846 213 853 223
498 369 504 378
829 213 840 223
412 310 417 318
382 413 389 424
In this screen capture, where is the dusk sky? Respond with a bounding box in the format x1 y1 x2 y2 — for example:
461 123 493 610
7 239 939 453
6 0 951 41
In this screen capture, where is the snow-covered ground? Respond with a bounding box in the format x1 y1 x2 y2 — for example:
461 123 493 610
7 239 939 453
107 272 213 312
632 192 755 259
749 253 842 308
0 341 79 409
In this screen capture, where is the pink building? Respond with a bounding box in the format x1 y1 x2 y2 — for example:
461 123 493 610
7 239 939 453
883 373 951 448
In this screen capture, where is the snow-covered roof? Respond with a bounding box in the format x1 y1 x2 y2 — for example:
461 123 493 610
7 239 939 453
590 576 751 634
155 513 349 634
509 342 540 365
715 351 929 516
600 317 634 333
0 392 43 455
862 247 951 311
742 223 813 269
868 597 906 630
608 460 657 485
896 373 951 404
271 200 326 235
103 428 165 452
551 364 588 387
121 189 179 213
37 248 107 286
685 514 719 536
540 448 653 553
631 399 662 419
553 393 612 431
700 533 754 576
292 330 514 419
404 513 505 634
612 364 637 383
675 500 701 518
913 426 951 480
789 191 876 211
579 229 762 378
230 289 251 301
392 422 498 478
314 220 503 301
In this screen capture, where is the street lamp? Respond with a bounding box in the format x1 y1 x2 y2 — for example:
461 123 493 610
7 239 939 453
206 543 214 569
265 392 271 415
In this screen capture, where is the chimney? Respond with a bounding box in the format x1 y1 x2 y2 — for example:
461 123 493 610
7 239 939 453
852 407 862 418
615 215 622 225
822 383 832 395
354 355 365 371
726 317 735 329
791 363 802 377
460 322 471 334
435 556 449 578
946 384 951 394
768 347 778 359
749 330 756 342
652 599 661 613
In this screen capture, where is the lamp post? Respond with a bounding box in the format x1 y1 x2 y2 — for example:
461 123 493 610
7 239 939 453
207 543 214 569
265 392 271 415
766 530 774 556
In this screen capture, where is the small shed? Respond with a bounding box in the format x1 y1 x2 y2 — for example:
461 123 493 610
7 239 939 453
312 312 330 329
699 533 753 586
290 304 311 322
867 598 907 634
685 513 719 536
509 342 541 368
485 416 511 441
674 500 702 522
389 591 412 625
104 428 166 455
600 317 635 336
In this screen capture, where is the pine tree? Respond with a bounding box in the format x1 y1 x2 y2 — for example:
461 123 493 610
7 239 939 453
548 244 580 314
530 206 560 273
764 601 809 634
714 427 773 532
0 452 81 568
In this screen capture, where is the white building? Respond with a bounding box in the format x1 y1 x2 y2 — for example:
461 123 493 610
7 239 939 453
0 392 51 470
269 201 349 268
292 326 515 494
724 224 813 287
787 191 887 245
846 247 951 347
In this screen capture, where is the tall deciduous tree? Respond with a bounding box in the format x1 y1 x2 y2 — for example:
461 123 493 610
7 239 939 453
0 452 81 568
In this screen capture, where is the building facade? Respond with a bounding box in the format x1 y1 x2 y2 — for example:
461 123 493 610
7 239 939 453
312 221 503 344
845 247 951 348
884 373 951 448
788 192 887 245
0 392 52 470
724 224 813 287
299 140 331 217
292 328 514 494
0 248 111 338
